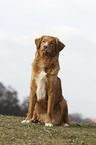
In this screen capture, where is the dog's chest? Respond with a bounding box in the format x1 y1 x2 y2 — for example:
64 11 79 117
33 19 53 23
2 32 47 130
35 71 47 100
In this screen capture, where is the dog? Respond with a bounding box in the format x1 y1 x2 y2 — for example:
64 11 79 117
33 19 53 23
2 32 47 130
21 35 69 127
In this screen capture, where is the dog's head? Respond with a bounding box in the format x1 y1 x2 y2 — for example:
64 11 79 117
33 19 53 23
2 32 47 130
35 35 65 57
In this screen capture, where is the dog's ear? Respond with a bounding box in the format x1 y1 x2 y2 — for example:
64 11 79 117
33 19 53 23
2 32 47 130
55 38 65 53
35 36 45 50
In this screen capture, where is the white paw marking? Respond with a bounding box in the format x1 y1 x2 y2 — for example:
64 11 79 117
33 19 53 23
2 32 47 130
31 118 34 121
26 120 32 123
21 119 33 123
21 120 26 123
45 123 53 127
64 123 69 127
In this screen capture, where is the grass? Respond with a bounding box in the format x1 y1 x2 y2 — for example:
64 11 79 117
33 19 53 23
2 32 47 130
0 114 96 145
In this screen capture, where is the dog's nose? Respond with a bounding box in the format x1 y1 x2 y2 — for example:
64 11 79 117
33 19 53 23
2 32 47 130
44 45 47 49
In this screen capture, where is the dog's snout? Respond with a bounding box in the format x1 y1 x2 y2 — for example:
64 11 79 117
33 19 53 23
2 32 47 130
44 42 48 46
44 45 47 49
43 42 48 49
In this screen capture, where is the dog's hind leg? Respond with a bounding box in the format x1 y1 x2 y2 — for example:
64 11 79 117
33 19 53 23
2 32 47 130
58 98 70 126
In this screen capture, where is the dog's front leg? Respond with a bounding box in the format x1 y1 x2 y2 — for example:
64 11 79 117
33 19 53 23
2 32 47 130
21 79 37 123
45 90 55 127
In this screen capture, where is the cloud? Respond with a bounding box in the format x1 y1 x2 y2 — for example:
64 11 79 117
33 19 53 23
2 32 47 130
81 0 96 2
34 0 56 8
33 26 80 43
0 26 80 49
0 32 34 48
45 26 80 41
92 37 96 45
51 26 80 38
12 36 33 47
0 32 9 41
0 49 10 57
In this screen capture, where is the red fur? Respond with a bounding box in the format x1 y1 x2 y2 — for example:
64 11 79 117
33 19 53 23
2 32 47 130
25 35 69 125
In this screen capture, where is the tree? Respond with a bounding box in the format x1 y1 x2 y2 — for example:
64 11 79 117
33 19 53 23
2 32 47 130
21 96 29 116
69 113 92 123
0 82 21 115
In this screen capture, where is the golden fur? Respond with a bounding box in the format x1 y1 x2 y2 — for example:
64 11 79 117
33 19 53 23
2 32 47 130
22 35 69 126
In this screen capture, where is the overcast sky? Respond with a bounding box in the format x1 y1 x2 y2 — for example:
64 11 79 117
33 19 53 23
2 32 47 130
0 0 96 118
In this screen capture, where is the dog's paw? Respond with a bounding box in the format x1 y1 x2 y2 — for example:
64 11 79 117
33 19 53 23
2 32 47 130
31 118 34 121
26 120 32 123
21 119 33 123
64 123 69 127
21 120 26 123
45 123 53 127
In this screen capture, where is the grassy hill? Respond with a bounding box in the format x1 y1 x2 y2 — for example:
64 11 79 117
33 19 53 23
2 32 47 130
0 114 96 145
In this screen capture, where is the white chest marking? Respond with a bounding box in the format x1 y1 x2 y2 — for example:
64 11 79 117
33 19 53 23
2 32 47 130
35 71 47 100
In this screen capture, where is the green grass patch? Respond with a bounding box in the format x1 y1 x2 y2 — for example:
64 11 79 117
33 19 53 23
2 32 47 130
0 114 96 145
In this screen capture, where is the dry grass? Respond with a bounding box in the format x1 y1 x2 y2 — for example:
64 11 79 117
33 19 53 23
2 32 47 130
0 114 96 145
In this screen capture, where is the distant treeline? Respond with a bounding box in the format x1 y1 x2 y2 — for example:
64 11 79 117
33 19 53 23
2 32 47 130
0 82 92 123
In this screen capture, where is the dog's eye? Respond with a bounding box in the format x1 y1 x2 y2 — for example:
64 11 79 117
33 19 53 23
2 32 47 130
42 40 45 43
50 41 54 45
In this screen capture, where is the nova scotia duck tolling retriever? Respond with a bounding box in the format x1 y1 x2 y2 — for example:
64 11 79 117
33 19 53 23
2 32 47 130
21 35 69 127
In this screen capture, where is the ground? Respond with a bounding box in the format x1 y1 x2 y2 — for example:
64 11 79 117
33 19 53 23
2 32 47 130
0 114 96 145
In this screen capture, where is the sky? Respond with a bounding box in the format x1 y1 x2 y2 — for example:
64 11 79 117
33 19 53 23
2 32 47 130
0 0 96 118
